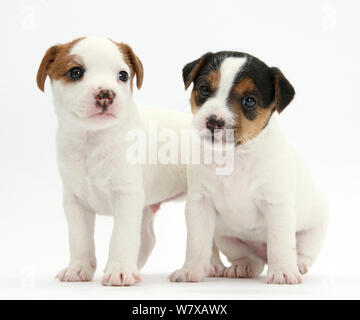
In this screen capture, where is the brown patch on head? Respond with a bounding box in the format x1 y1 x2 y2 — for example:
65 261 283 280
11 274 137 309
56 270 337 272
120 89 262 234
232 77 255 97
36 38 84 92
229 77 273 145
116 43 143 90
207 70 220 91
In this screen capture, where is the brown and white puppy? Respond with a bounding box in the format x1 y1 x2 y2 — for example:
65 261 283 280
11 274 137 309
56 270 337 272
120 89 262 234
36 37 194 286
170 52 328 284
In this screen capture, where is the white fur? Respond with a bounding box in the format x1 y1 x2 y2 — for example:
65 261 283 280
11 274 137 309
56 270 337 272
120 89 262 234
50 37 192 286
170 57 329 285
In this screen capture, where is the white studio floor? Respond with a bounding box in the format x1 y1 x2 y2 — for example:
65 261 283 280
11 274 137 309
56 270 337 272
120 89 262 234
1 196 360 300
1 271 359 300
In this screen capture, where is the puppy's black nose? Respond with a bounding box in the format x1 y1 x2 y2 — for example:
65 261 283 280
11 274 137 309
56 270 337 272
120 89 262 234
95 89 116 111
206 114 225 132
95 89 115 101
102 92 110 99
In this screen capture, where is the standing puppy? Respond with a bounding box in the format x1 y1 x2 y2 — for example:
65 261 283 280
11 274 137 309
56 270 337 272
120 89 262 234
37 37 193 286
169 51 328 284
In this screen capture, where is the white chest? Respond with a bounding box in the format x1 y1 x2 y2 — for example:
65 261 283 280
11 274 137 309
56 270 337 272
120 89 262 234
201 160 266 240
58 141 115 215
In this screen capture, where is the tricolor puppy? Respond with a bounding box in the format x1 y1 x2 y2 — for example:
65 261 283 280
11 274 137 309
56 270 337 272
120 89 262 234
169 51 329 284
36 36 192 286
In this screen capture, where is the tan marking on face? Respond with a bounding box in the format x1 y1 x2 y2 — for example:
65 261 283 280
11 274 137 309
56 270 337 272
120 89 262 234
232 77 255 96
232 107 273 144
207 69 220 91
229 77 273 144
190 90 199 113
116 42 144 91
36 38 84 91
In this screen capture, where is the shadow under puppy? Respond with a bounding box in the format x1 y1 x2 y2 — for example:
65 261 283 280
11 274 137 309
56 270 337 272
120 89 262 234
170 51 329 284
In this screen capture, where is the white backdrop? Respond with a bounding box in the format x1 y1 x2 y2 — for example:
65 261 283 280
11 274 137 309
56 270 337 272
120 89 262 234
0 0 359 299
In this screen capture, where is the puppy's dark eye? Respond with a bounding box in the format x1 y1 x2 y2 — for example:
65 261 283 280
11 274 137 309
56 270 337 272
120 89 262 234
118 71 128 82
242 96 257 109
67 67 84 81
199 85 210 97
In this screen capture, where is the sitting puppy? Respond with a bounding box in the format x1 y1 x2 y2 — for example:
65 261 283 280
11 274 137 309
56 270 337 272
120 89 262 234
169 51 329 284
36 36 195 286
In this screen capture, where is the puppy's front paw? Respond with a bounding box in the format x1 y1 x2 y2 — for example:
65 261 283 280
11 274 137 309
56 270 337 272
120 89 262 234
56 265 95 282
102 265 141 286
169 266 208 283
266 269 302 285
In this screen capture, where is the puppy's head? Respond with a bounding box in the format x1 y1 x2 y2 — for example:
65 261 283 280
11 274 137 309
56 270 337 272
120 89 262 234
37 37 143 130
183 51 295 145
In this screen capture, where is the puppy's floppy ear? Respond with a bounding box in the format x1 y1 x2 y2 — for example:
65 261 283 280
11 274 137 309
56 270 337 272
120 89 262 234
119 43 144 89
37 45 63 92
271 67 295 113
182 53 212 90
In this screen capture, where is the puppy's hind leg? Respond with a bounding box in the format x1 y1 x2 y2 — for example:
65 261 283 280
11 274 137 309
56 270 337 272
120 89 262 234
137 206 156 270
296 224 328 275
297 196 329 275
216 236 265 279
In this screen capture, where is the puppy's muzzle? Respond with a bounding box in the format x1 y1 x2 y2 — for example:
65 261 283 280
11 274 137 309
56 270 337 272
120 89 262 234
95 89 116 112
206 114 225 133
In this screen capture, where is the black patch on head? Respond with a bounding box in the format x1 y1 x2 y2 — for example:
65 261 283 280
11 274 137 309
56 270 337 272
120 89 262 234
182 52 216 105
234 56 275 107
